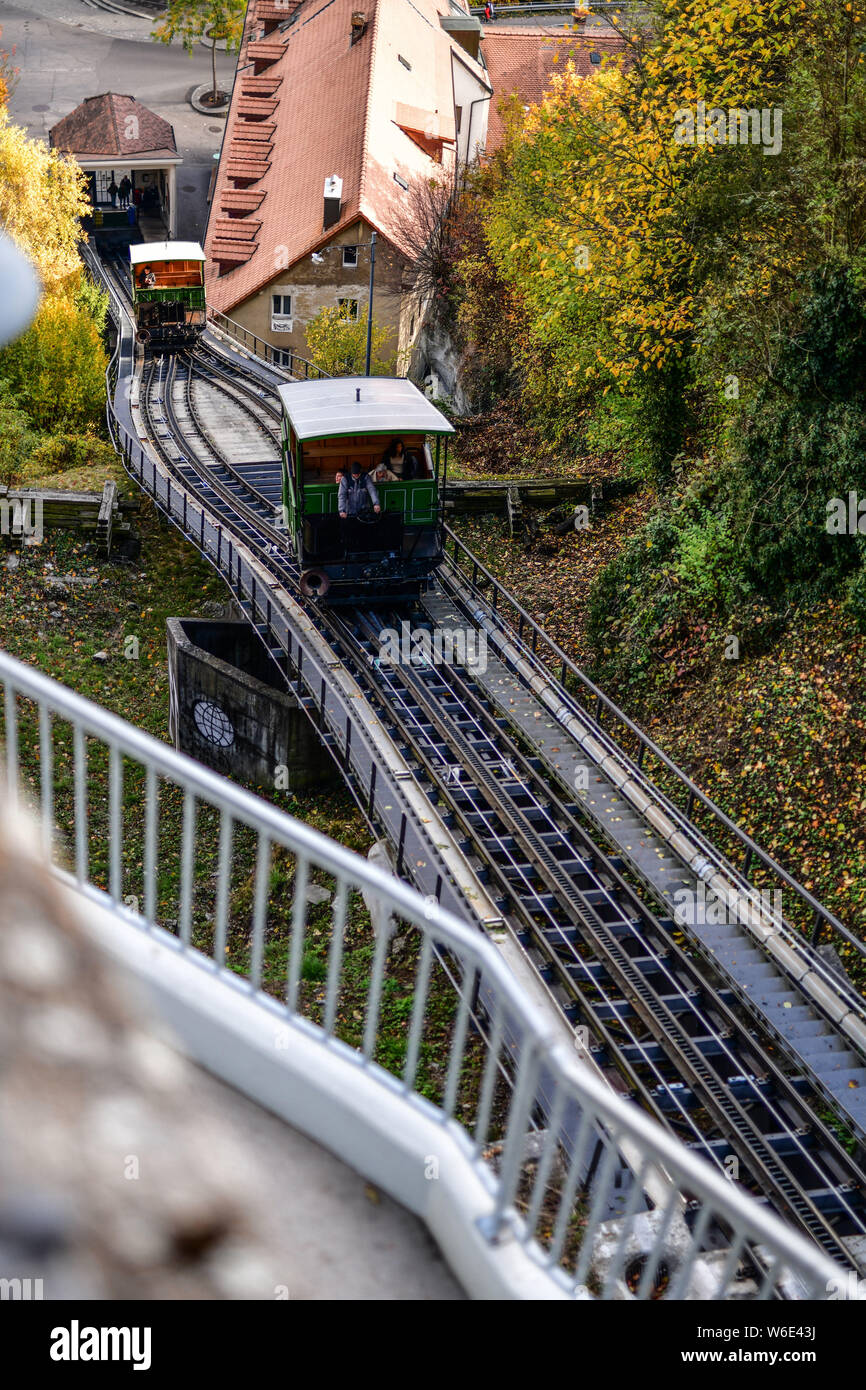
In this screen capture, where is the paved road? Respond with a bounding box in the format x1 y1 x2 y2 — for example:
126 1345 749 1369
1 0 237 242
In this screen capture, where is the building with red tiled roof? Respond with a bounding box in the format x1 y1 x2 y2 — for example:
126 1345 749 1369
205 0 492 370
50 94 183 236
481 26 626 153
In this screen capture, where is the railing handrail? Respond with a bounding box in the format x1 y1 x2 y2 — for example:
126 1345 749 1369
0 649 468 933
467 1 641 14
443 525 864 964
0 645 848 1299
206 304 330 381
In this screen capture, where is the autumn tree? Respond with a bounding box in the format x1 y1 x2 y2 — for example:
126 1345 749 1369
1 296 107 431
0 26 18 110
0 110 89 293
153 0 246 104
0 112 107 441
305 306 395 377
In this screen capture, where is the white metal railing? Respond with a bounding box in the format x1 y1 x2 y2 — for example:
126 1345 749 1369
0 647 852 1300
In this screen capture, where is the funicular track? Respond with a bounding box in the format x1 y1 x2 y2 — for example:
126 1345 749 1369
89 241 866 1278
325 605 866 1271
138 344 866 1274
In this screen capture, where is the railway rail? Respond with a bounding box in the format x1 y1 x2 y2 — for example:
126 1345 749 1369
87 240 866 1281
330 605 866 1267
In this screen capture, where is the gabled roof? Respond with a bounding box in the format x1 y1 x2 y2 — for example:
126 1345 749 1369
482 27 626 153
277 376 455 440
49 93 178 161
205 0 489 310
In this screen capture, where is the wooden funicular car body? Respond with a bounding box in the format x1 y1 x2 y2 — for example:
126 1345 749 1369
130 242 206 347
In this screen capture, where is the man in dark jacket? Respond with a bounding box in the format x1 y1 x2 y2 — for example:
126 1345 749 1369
338 460 380 518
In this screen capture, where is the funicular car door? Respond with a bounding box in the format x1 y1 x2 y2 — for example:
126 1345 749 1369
281 422 300 538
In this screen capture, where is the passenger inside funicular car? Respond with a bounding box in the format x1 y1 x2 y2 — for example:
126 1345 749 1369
338 460 381 520
378 438 422 479
332 441 428 491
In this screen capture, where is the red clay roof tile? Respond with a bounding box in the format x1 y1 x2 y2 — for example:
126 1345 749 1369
206 0 489 310
49 92 178 160
482 28 626 153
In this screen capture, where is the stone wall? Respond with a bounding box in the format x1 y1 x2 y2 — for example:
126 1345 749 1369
408 308 474 416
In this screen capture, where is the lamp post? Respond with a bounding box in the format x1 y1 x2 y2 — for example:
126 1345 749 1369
364 229 377 376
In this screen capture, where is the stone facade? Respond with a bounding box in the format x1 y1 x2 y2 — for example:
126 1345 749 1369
223 219 409 371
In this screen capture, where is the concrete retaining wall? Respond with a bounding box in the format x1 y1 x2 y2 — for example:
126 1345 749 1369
166 618 336 793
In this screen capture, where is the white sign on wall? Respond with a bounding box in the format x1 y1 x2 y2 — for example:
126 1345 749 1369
271 320 292 332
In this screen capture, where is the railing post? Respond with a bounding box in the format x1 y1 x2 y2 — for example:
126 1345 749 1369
396 813 407 877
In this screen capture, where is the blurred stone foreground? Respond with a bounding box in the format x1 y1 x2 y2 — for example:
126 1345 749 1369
0 802 462 1300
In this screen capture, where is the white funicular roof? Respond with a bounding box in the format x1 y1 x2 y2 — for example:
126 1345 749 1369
129 241 206 265
277 376 455 442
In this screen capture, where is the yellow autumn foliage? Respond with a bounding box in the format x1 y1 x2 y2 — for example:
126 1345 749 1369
1 292 106 431
0 108 89 295
483 0 827 387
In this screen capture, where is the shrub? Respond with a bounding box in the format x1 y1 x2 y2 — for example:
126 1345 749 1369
23 432 116 482
0 293 107 432
0 400 34 486
305 307 394 377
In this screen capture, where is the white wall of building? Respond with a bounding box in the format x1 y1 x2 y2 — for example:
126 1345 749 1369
452 51 491 167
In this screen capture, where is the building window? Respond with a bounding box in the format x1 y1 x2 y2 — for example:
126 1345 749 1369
590 51 601 64
398 53 411 70
273 349 294 366
271 293 292 331
455 105 463 134
393 172 409 191
338 297 359 321
342 245 358 268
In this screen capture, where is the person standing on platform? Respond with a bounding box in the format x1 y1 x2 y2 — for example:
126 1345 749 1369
108 178 118 207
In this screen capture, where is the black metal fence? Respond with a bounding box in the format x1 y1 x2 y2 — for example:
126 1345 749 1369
206 306 330 381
